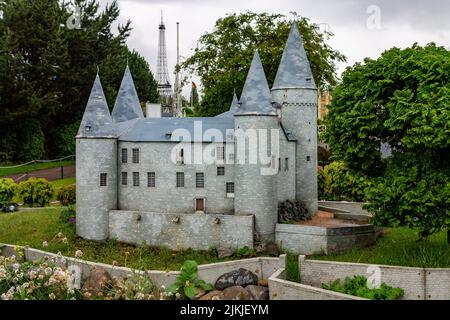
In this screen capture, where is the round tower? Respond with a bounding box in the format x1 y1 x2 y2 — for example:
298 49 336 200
76 138 117 241
75 74 117 241
271 23 318 215
233 51 279 243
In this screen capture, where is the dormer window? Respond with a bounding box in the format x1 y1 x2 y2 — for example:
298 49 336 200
85 126 91 132
306 78 312 83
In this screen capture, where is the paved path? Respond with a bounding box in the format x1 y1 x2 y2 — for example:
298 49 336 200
4 165 76 182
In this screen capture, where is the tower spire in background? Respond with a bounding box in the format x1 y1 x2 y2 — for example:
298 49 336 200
156 11 173 100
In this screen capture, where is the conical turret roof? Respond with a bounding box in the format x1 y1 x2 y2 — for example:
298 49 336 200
77 74 113 136
236 51 275 115
273 23 316 90
229 92 240 114
111 66 144 123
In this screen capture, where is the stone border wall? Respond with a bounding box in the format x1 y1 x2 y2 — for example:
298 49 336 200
299 256 450 300
109 210 254 251
268 268 365 300
275 223 378 255
0 244 285 288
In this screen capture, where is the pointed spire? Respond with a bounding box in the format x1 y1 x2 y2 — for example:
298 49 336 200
273 23 316 90
236 51 275 115
111 66 144 123
77 74 112 136
229 92 239 114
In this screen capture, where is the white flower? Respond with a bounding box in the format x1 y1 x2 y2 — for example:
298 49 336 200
49 293 56 300
175 292 181 299
12 263 20 271
42 241 48 247
57 232 63 238
62 238 68 244
134 292 145 300
74 250 83 259
22 282 30 289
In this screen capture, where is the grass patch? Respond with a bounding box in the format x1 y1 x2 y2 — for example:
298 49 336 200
0 160 75 177
0 208 263 271
310 227 449 268
286 254 299 282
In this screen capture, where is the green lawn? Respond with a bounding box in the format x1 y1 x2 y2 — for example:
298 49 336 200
309 227 449 268
0 208 269 271
0 160 75 177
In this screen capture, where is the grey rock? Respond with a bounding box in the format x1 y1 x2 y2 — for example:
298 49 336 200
220 286 253 300
245 285 269 300
197 290 222 300
215 268 258 290
217 247 234 258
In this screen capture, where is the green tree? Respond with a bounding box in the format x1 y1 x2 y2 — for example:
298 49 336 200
182 11 346 116
325 43 450 241
0 0 158 160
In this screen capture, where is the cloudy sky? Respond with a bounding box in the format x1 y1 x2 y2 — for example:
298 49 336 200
98 0 450 95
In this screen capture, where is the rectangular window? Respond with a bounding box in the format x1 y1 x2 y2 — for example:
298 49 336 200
228 152 235 162
176 172 185 187
100 173 107 187
121 172 128 186
133 172 140 187
285 158 289 171
216 146 225 161
226 182 234 194
278 158 281 172
217 166 225 176
196 173 204 188
121 149 128 164
147 172 155 187
132 148 139 163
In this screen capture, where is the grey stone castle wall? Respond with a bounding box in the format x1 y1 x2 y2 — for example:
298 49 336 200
76 137 117 241
234 115 279 242
277 132 296 202
272 88 318 214
117 141 235 214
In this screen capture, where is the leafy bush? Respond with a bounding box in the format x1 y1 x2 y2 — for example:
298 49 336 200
321 161 371 202
0 178 17 207
167 260 213 299
322 275 404 300
54 122 79 157
278 200 310 223
364 154 450 240
56 185 76 206
17 178 54 207
318 166 326 200
233 246 257 258
59 205 76 228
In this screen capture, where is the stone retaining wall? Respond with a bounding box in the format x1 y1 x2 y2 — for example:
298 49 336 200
0 244 285 288
268 268 364 300
275 223 378 255
299 256 450 300
109 210 254 251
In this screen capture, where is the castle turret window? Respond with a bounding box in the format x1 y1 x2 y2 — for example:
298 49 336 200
176 172 185 187
217 167 225 176
285 158 289 171
132 148 140 163
196 173 204 188
121 172 128 186
133 172 140 187
121 148 128 163
100 173 107 187
147 172 156 187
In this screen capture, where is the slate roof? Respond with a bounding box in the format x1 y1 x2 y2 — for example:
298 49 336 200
235 51 276 116
118 117 235 142
272 23 316 90
77 74 113 137
111 66 145 123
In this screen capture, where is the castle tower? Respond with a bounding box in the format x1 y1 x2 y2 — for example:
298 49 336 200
234 51 278 243
156 12 173 99
271 23 318 214
76 74 117 241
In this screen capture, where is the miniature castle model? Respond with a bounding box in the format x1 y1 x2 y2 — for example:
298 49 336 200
76 24 318 249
